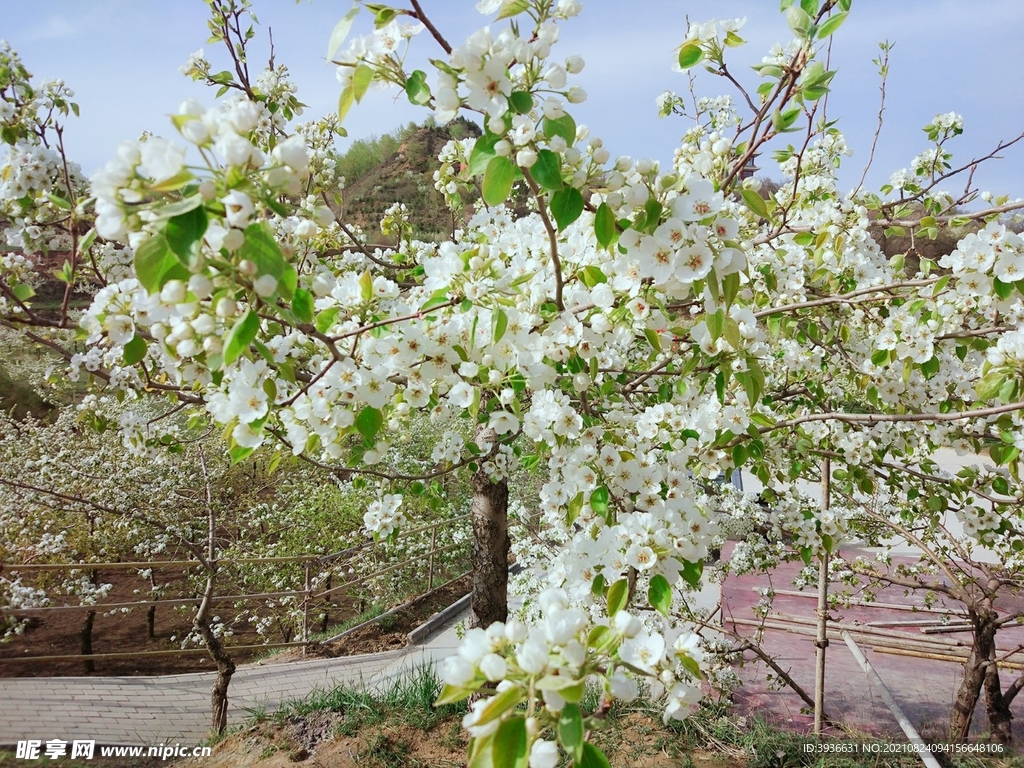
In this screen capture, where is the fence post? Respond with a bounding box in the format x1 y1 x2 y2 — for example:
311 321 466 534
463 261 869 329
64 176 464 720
428 525 437 591
302 562 311 656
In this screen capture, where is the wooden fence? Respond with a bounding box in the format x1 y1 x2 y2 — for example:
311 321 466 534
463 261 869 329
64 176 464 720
0 513 472 665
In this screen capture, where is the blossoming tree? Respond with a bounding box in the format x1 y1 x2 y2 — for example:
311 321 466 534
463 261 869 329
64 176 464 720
5 0 1024 759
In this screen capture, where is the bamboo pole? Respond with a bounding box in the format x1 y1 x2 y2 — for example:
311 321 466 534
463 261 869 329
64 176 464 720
759 614 972 649
842 632 943 768
920 624 973 635
727 616 1024 664
759 589 965 615
865 619 958 627
872 646 1024 671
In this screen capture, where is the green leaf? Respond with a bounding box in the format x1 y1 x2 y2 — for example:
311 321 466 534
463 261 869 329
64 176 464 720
373 6 398 27
355 406 384 442
338 81 355 122
531 149 563 190
590 485 610 516
508 90 533 114
496 0 530 19
921 355 940 380
816 11 848 39
326 4 360 61
474 686 523 728
543 113 576 146
134 233 190 294
353 64 374 103
359 269 374 301
493 716 528 768
567 491 584 526
799 546 813 566
292 288 314 324
993 277 1015 300
165 204 208 265
680 559 703 589
223 308 259 367
740 188 769 220
976 370 1006 401
229 445 255 465
435 683 475 706
405 69 432 105
241 223 293 299
579 743 612 768
595 203 617 248
468 735 496 768
315 307 340 334
677 42 704 70
46 192 72 210
468 132 501 178
607 578 628 617
786 5 813 37
557 704 584 764
772 106 801 132
995 444 1019 466
550 187 584 230
483 155 516 207
122 334 147 365
493 307 508 342
11 282 35 302
579 265 607 288
648 574 672 617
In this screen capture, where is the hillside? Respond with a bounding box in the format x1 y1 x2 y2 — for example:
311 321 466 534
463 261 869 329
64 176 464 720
338 117 481 241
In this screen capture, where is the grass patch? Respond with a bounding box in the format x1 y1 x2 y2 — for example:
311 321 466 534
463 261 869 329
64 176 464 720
266 662 468 736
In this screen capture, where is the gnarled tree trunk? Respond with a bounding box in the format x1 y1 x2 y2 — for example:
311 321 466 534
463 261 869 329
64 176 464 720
950 610 998 742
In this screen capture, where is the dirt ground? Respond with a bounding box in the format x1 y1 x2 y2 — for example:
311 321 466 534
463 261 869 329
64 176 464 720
185 711 741 768
0 570 468 677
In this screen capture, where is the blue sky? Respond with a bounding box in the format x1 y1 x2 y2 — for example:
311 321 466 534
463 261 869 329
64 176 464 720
4 0 1023 197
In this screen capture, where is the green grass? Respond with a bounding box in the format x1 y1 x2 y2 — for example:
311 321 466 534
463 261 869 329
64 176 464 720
265 662 468 736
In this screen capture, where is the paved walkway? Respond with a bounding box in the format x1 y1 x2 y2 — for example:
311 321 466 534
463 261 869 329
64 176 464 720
0 610 466 747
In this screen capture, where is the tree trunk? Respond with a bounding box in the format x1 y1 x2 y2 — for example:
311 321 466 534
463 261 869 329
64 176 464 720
195 573 235 735
469 431 509 628
950 614 996 741
983 640 1014 744
147 605 156 639
80 609 96 674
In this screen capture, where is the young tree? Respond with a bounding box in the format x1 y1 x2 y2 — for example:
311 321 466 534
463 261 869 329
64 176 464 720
4 0 1024 760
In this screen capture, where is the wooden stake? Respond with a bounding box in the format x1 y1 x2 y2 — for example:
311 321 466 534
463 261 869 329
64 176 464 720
814 457 830 737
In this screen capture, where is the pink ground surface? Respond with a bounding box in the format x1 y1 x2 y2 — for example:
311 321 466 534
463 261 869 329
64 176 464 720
720 544 1024 744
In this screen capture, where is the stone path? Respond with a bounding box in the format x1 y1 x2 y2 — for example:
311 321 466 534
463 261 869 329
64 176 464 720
0 610 466 747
